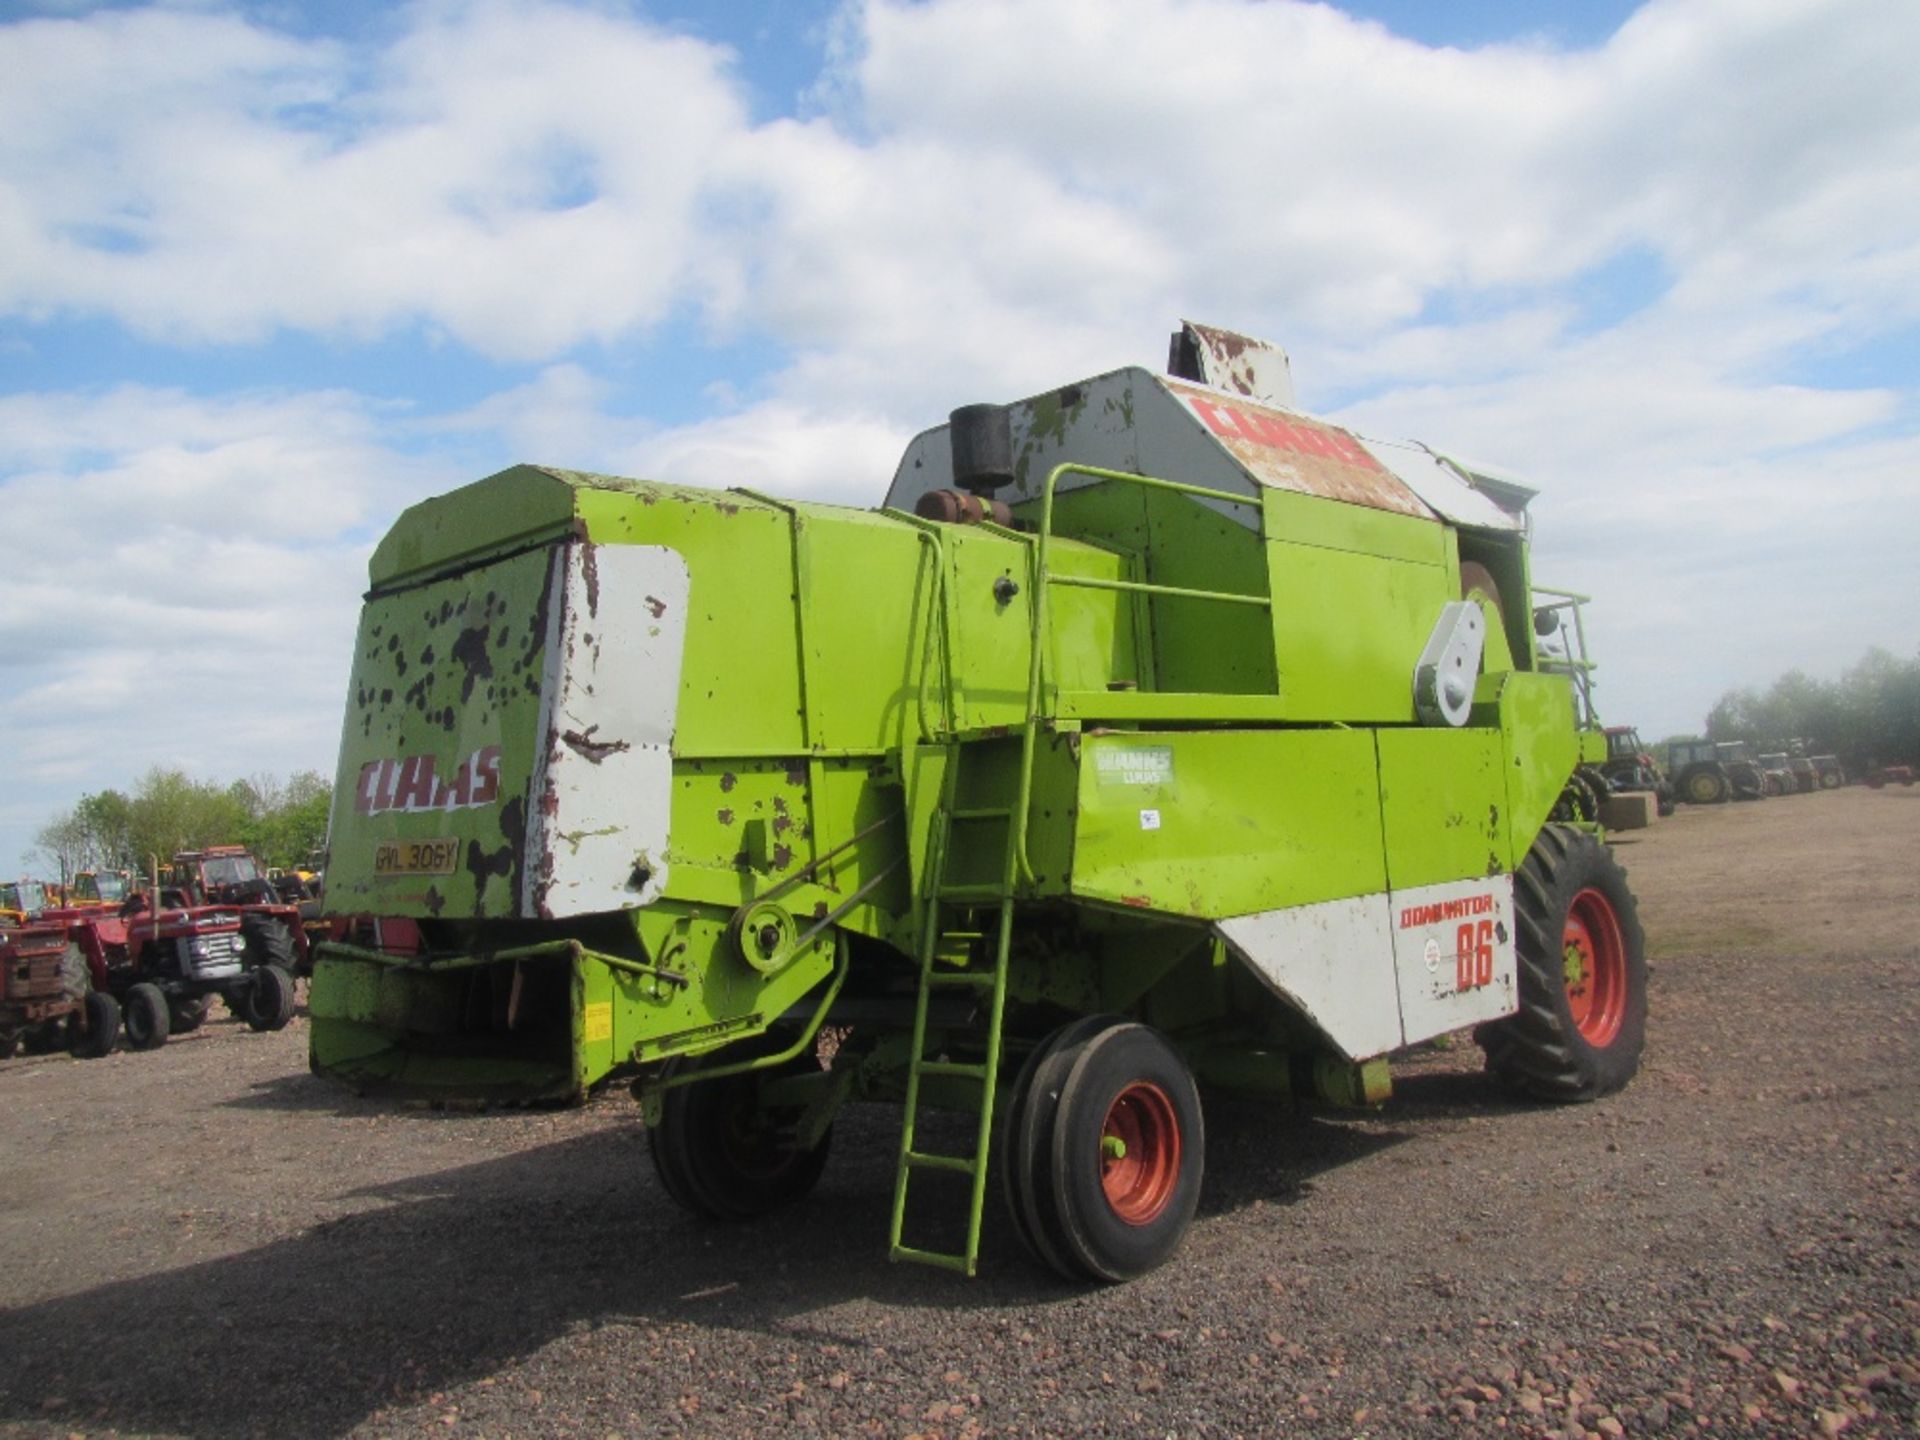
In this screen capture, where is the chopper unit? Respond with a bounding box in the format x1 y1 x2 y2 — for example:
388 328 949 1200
309 322 1647 1282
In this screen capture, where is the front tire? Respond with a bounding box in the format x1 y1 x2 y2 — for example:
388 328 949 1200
244 964 297 1032
1683 767 1729 804
123 982 172 1051
67 990 122 1059
647 1046 831 1220
1479 824 1647 1101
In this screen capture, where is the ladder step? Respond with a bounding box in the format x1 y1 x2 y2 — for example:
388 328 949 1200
925 970 996 989
939 883 1006 901
949 807 1012 821
904 1148 977 1175
890 1243 975 1275
915 1060 989 1080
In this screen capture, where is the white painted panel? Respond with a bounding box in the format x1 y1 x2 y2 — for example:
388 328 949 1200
1216 895 1405 1061
1389 874 1519 1043
524 543 689 918
1356 435 1526 533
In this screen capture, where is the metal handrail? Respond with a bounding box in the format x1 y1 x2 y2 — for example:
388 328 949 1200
1012 462 1270 886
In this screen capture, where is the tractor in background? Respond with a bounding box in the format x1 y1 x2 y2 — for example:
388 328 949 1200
1600 725 1674 816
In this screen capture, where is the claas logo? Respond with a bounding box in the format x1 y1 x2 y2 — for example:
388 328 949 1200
355 745 502 816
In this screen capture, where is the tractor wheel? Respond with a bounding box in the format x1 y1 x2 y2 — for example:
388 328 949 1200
1819 770 1842 790
169 995 212 1034
241 915 297 972
67 990 121 1059
1655 785 1676 818
1478 825 1647 1102
1765 774 1783 797
1684 767 1729 805
1000 1014 1116 1276
244 964 297 1032
0 1029 18 1060
123 982 172 1051
1012 1020 1205 1282
59 942 89 999
647 1046 832 1220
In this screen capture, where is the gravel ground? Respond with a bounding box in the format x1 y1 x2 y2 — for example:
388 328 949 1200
1 787 1915 1439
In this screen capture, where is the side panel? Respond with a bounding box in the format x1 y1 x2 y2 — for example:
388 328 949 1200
1071 729 1385 919
525 543 690 918
1215 896 1403 1060
1389 873 1518 1044
1375 728 1512 890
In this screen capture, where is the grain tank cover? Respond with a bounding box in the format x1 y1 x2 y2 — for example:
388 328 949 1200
885 331 1528 535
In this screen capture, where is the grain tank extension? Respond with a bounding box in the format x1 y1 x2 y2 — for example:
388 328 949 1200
310 322 1646 1282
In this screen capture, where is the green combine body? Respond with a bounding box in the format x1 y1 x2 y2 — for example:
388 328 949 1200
311 322 1646 1281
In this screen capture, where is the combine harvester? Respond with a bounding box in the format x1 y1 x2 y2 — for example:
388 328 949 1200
310 323 1646 1281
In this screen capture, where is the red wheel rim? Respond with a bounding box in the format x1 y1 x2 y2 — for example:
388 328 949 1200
1099 1081 1182 1225
1562 886 1627 1046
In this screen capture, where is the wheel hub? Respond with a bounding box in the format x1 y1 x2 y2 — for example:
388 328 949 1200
1562 887 1627 1046
1099 1082 1181 1226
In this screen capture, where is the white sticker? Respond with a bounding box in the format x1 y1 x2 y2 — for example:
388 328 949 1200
1140 808 1162 831
1095 745 1174 787
1423 937 1442 974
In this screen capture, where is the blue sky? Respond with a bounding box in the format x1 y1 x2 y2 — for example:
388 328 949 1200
2 0 1917 876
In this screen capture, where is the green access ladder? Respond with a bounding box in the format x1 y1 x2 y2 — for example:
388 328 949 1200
887 747 1019 1274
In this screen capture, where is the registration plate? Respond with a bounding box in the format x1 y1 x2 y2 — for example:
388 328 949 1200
373 838 460 876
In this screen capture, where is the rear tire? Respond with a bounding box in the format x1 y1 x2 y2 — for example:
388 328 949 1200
1684 767 1729 804
647 1046 832 1220
1000 1015 1115 1276
244 964 297 1032
1478 825 1647 1102
1011 1020 1205 1282
123 982 171 1051
68 990 121 1059
242 915 298 972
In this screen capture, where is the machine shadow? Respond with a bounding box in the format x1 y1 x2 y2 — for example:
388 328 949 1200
0 1094 1432 1439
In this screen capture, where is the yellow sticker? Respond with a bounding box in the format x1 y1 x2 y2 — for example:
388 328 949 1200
583 1002 613 1044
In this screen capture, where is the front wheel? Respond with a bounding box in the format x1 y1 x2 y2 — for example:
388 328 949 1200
123 982 171 1051
1478 824 1647 1101
647 1047 832 1220
244 964 297 1032
67 990 122 1059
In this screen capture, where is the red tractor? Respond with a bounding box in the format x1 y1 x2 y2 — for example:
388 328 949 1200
1864 763 1917 789
41 862 298 1051
0 919 119 1060
164 846 314 975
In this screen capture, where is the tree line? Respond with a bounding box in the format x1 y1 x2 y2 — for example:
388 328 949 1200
1690 646 1920 770
32 768 331 884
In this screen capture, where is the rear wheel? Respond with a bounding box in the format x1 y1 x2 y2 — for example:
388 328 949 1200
1684 766 1729 804
67 990 121 1059
242 915 298 972
244 964 297 1032
0 1029 18 1060
648 1046 832 1220
1000 1015 1115 1275
1009 1020 1205 1282
123 982 171 1051
1478 824 1647 1101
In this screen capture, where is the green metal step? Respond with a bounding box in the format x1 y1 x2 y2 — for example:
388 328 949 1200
890 1244 973 1275
915 1059 989 1080
903 1148 977 1175
924 970 996 989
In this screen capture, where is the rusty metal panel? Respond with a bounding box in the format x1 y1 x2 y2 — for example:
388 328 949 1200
524 542 690 919
1356 435 1526 533
1162 379 1435 519
1171 319 1295 408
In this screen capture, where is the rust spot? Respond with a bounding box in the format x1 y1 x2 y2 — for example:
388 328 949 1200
785 762 806 787
772 843 792 869
719 771 737 793
772 814 792 835
643 594 667 619
717 807 735 826
561 725 629 764
812 901 829 921
451 626 494 702
423 886 445 917
580 540 600 617
1121 894 1153 908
